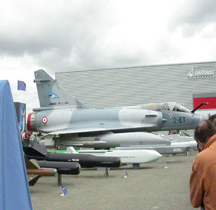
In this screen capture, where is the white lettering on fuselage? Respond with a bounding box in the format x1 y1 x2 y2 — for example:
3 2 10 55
71 159 79 162
119 156 135 158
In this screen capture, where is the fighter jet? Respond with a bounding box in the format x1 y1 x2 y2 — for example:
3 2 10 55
27 70 203 148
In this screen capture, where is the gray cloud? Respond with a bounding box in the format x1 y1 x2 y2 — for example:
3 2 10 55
2 0 216 114
1 1 163 74
169 0 216 37
0 1 110 64
1 0 216 78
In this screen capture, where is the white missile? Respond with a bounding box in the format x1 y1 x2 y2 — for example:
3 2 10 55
67 147 162 165
159 132 197 149
171 140 197 149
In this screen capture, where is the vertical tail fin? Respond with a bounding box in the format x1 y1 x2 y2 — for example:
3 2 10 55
34 69 88 109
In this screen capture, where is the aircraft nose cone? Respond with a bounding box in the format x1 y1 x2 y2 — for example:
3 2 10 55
200 113 209 121
192 113 203 128
198 113 204 122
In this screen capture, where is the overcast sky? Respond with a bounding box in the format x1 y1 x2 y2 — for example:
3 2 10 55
1 0 216 115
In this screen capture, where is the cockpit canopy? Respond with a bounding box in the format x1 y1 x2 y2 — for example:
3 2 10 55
161 102 190 113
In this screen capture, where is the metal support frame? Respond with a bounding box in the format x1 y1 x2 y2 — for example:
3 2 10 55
57 173 62 186
104 167 110 178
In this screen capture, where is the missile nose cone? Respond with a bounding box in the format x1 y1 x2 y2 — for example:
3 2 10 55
149 150 162 162
155 151 162 159
53 169 57 175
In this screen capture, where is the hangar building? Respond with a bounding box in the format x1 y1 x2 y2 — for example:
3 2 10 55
55 61 216 112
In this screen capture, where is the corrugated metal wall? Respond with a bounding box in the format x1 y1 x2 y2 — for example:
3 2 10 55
56 61 216 109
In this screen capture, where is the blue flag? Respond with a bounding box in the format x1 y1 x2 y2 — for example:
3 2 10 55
18 81 26 91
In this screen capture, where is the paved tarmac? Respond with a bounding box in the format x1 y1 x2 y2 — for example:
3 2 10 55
30 150 198 210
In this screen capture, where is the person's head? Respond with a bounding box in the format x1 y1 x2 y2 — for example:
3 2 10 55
194 120 216 151
209 114 216 127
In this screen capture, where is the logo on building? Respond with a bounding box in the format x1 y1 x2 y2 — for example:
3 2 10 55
188 67 215 79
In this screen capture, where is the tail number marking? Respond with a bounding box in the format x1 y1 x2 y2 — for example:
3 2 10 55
173 117 185 123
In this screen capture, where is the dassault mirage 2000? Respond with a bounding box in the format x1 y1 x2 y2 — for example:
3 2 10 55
27 70 204 149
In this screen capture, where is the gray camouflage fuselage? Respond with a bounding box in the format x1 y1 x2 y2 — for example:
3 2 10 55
29 105 200 133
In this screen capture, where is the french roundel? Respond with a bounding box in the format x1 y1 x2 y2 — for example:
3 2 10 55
42 116 48 124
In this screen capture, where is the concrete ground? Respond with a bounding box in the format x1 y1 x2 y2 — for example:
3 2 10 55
30 150 198 210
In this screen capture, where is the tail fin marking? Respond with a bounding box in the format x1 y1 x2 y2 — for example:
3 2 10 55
34 69 88 109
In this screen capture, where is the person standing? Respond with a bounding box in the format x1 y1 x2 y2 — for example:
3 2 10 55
30 132 36 147
24 130 31 146
20 130 25 146
190 120 216 210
